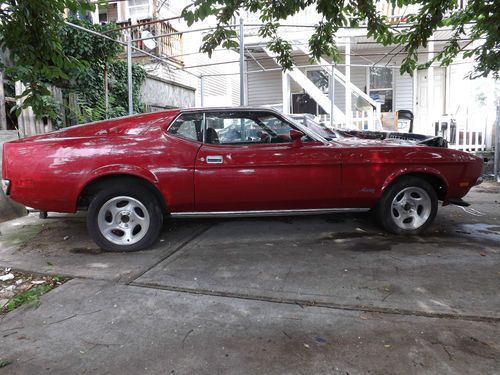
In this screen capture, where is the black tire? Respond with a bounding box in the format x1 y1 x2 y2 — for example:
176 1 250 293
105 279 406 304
87 184 163 252
375 176 438 235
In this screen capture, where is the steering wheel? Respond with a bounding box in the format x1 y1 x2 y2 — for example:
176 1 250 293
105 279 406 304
260 131 272 143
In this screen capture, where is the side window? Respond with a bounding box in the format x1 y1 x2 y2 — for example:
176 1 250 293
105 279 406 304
204 111 298 145
167 113 203 142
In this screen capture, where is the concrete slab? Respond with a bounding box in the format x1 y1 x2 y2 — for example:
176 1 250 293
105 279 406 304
0 279 498 375
0 213 210 282
134 188 500 319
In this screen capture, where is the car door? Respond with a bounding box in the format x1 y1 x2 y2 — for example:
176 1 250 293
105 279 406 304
194 110 343 212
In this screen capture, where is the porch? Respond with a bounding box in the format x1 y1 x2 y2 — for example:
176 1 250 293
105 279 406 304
243 28 496 152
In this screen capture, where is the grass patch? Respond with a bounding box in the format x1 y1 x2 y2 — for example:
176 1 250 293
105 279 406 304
0 360 12 368
4 283 53 312
1 275 66 314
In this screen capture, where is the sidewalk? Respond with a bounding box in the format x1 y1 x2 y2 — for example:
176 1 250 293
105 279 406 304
0 183 499 374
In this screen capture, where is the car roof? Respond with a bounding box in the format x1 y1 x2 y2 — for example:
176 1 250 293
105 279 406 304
180 107 283 114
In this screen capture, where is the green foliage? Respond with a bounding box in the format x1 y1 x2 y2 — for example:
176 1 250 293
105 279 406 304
0 0 94 118
59 20 146 124
0 7 147 124
183 0 499 79
70 60 146 123
59 19 122 64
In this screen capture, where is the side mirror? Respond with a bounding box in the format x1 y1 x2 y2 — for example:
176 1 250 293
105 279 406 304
290 129 304 147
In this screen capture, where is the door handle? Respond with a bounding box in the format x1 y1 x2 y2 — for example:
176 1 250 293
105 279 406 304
206 155 223 164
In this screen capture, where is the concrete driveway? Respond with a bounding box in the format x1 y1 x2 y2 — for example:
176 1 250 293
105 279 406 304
0 183 499 374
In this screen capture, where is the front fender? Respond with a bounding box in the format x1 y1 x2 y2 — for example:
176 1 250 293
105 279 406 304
381 166 449 193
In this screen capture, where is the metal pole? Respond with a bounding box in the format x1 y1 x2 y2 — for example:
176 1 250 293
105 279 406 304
0 71 6 130
239 17 245 107
127 33 133 115
104 63 109 119
345 37 351 128
495 98 500 182
200 74 204 107
330 64 335 128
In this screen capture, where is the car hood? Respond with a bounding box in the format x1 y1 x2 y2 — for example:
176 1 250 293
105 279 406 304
331 137 420 148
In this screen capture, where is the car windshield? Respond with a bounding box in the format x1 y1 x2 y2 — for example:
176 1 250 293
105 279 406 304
287 115 337 140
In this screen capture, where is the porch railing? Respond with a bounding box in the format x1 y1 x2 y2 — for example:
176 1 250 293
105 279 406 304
115 19 184 65
448 129 487 152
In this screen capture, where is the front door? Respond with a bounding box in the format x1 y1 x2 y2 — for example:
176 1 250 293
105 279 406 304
416 67 446 134
194 110 342 212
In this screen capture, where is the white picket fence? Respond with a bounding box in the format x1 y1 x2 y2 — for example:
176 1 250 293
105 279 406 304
439 112 491 152
447 128 488 152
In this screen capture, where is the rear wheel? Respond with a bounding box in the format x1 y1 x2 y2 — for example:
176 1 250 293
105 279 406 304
87 184 163 252
375 177 438 235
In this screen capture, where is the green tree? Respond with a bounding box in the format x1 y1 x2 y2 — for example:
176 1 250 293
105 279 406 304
0 2 147 124
57 19 146 124
183 0 499 79
0 0 93 117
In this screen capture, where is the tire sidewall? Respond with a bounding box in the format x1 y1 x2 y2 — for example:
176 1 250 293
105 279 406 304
87 184 163 252
377 177 438 235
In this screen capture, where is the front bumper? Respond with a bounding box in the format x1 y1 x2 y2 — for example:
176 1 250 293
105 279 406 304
1 179 10 195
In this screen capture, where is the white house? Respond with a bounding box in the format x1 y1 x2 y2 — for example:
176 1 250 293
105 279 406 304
241 3 498 151
89 1 497 151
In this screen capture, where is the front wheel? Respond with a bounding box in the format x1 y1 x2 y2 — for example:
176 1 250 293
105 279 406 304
87 184 163 252
375 177 438 235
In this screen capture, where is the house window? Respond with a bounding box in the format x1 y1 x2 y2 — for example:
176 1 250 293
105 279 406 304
369 67 393 112
291 69 329 116
129 0 150 20
306 69 329 94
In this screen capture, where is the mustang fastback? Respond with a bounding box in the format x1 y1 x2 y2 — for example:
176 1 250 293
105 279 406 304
1 108 483 251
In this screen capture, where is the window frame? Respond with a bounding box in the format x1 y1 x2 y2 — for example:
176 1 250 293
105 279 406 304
367 66 395 112
166 109 327 146
166 112 205 144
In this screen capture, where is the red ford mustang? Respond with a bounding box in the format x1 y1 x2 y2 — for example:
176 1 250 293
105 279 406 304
1 108 483 251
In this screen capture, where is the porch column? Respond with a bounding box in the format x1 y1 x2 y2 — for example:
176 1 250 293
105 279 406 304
345 37 351 128
427 35 435 134
282 72 290 114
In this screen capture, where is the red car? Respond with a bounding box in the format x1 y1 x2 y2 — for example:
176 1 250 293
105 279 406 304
1 108 483 252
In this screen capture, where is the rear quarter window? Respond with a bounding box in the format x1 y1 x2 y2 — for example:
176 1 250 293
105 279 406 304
167 113 203 142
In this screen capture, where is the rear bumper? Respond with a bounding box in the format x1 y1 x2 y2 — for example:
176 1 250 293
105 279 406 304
1 179 10 195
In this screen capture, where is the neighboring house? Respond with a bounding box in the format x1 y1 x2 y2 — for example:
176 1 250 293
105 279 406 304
90 0 240 110
242 1 498 151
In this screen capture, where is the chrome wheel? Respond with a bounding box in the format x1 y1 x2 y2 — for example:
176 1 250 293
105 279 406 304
97 196 150 246
391 187 432 230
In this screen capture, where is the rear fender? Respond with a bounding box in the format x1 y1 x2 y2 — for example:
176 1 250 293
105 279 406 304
77 164 160 200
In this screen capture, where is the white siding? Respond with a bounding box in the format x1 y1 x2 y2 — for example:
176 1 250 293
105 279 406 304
246 50 414 115
394 70 413 112
247 57 283 107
